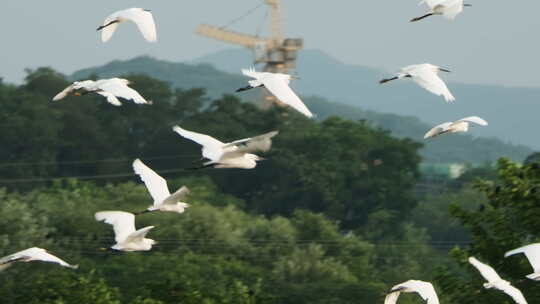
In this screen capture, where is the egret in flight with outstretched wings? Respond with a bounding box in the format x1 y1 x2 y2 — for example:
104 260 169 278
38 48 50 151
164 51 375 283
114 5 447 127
384 280 439 304
97 8 157 42
0 247 78 270
380 63 455 102
468 257 528 304
53 78 151 106
411 0 471 22
133 158 190 214
424 116 487 139
236 67 313 118
95 211 156 251
173 126 278 169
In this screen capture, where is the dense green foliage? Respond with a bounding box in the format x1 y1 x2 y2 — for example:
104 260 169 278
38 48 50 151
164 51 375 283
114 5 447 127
0 178 443 303
436 158 540 303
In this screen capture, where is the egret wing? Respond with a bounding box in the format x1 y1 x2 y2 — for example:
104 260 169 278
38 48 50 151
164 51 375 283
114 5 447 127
234 131 279 153
424 122 452 139
162 186 190 206
419 0 446 9
126 226 155 243
95 90 122 106
133 159 171 206
458 116 488 126
241 67 262 79
412 68 455 102
441 0 464 19
0 247 77 269
384 292 400 304
261 77 314 118
223 131 278 152
97 78 149 104
469 257 503 282
100 13 120 42
392 280 439 304
52 84 76 101
506 244 540 274
95 211 136 243
172 126 225 161
121 9 157 42
499 284 528 304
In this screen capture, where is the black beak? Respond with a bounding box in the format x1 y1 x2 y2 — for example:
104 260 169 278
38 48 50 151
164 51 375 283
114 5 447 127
235 85 254 93
464 4 472 7
439 68 451 73
144 9 152 12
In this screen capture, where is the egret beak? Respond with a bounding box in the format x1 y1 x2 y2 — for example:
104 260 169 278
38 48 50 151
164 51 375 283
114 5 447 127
291 75 301 80
464 4 472 6
236 85 255 93
74 92 82 96
258 157 267 161
144 9 152 12
439 68 451 73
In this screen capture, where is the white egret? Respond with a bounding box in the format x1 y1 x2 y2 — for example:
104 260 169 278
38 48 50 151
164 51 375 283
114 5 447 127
172 126 278 169
53 78 151 106
95 211 156 251
505 244 540 280
424 116 488 139
380 64 455 102
468 257 528 304
411 0 472 22
0 247 78 270
133 158 190 214
236 67 313 118
384 280 439 304
97 8 157 43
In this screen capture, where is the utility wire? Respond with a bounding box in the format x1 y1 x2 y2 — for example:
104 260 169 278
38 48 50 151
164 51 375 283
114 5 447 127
219 1 266 30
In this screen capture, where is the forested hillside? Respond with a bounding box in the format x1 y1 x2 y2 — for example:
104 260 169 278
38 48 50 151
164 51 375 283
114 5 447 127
70 56 532 164
1 68 437 303
2 67 540 303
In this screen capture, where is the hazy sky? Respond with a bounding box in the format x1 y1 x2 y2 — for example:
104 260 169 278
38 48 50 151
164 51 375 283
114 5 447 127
1 1 539 87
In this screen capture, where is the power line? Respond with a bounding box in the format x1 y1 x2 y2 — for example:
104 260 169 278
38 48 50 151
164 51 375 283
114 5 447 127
0 154 200 168
0 168 201 184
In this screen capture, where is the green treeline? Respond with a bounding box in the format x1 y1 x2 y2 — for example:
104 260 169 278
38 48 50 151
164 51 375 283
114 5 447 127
0 68 538 303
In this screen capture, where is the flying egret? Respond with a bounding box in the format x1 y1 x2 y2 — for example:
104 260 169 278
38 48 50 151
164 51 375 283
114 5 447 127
379 64 455 102
53 78 151 106
0 247 78 270
133 158 190 214
468 257 528 304
95 211 156 251
172 126 278 169
411 0 472 22
236 67 313 118
97 8 157 43
384 280 439 304
424 116 488 139
505 244 540 280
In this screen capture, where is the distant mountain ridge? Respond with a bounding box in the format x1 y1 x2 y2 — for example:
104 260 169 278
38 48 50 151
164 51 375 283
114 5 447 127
70 55 532 163
191 48 540 150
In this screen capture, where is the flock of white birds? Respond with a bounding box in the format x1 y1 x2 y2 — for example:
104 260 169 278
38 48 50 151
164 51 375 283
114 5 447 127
0 3 534 303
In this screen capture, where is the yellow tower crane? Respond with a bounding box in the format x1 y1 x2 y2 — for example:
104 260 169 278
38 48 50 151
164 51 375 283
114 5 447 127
196 0 303 107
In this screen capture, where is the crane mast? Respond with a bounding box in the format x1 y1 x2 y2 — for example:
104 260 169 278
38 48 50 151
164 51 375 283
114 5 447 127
196 0 303 107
